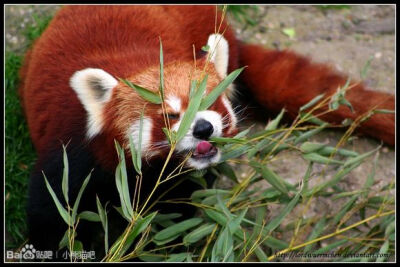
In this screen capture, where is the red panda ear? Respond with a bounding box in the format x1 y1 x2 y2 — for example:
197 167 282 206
69 68 118 138
207 34 229 78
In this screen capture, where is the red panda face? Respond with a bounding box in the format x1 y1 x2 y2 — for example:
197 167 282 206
70 34 236 170
111 61 237 170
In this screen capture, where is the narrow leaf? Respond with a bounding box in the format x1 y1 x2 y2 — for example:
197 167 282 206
265 191 301 232
176 75 208 141
42 172 72 226
159 37 164 101
78 211 101 222
199 67 245 111
120 78 162 104
61 145 69 204
299 94 325 112
250 161 288 194
154 218 203 241
71 171 93 223
183 223 216 245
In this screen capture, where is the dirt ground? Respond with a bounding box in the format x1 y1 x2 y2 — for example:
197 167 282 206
5 4 395 260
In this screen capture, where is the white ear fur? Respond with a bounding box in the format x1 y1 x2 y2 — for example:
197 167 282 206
70 68 118 138
207 34 229 78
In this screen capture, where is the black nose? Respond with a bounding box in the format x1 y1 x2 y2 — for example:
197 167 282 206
193 119 214 140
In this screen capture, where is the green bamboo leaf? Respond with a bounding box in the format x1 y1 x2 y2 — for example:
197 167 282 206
210 136 246 144
318 146 359 158
204 208 227 226
339 98 354 113
61 145 69 204
235 126 254 138
153 234 182 246
42 172 72 226
96 196 109 253
305 161 362 197
247 138 271 159
294 123 329 144
199 67 245 111
72 240 83 252
313 239 349 255
303 217 326 253
250 161 288 194
211 226 234 262
71 170 93 224
138 254 165 262
300 94 325 112
153 213 182 223
215 162 238 183
118 211 158 257
299 111 329 126
264 191 301 232
128 135 139 174
201 44 210 52
154 218 203 241
119 144 133 217
373 109 395 114
220 144 252 162
300 142 327 154
362 152 378 198
78 211 101 222
176 75 208 141
189 80 197 100
191 189 230 200
114 162 130 221
183 223 216 245
188 175 208 189
114 141 133 219
343 146 380 168
136 109 144 173
265 108 285 131
302 152 344 165
159 37 164 101
216 194 233 220
205 207 289 251
166 253 192 262
227 207 248 234
243 206 266 258
120 78 162 104
331 195 358 226
376 240 390 262
59 230 77 250
360 55 374 79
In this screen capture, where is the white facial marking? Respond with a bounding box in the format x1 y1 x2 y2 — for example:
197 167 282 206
70 68 118 139
165 95 181 113
186 150 221 170
127 116 153 154
221 95 237 134
167 110 224 169
172 110 222 152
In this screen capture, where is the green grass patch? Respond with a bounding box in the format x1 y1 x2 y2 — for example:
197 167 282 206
5 52 36 248
5 11 54 249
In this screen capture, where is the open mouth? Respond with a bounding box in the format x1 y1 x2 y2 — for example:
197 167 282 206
191 141 218 160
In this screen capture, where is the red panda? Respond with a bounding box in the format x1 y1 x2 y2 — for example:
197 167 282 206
19 5 394 258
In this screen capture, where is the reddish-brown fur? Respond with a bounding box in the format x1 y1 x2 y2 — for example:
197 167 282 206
20 5 395 171
239 44 395 145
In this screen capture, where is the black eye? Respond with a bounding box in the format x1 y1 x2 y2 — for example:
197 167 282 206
167 113 180 120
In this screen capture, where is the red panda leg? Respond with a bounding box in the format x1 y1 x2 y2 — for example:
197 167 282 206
238 43 395 146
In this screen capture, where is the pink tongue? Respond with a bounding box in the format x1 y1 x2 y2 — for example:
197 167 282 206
196 141 213 154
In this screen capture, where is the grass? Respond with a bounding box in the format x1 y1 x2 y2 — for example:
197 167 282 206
5 11 53 249
5 52 36 248
5 5 395 262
